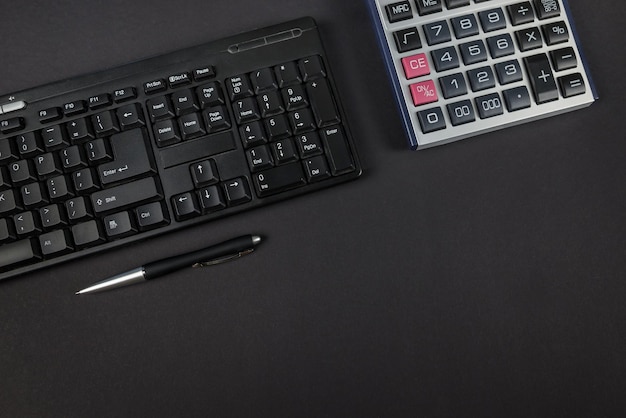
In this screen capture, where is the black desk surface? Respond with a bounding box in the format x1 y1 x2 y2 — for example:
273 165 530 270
1 1 624 416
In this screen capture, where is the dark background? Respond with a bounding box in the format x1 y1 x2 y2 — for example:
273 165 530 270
1 1 624 416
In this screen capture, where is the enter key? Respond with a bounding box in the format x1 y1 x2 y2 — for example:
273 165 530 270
98 129 155 185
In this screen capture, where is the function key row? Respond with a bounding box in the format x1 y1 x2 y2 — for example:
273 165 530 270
386 0 560 23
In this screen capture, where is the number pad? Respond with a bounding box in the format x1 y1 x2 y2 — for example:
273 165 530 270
370 0 596 148
231 56 356 197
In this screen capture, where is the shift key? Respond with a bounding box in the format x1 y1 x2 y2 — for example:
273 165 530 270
98 128 154 185
92 177 159 214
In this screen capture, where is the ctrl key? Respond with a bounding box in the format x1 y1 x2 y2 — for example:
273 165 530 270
136 202 168 230
0 239 38 269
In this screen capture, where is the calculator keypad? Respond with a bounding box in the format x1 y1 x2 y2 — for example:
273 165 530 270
370 0 596 149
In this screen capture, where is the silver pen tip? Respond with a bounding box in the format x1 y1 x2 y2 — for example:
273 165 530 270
252 235 262 246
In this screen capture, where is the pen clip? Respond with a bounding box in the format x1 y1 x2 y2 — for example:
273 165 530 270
191 248 255 268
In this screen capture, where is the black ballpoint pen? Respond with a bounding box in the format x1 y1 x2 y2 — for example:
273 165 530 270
75 234 262 295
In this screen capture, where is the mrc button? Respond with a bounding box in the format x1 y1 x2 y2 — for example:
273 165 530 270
386 1 413 23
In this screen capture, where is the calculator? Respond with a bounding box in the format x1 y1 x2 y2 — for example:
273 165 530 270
367 0 597 149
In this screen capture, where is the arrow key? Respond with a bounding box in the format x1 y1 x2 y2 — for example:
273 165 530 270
116 103 145 130
198 185 226 214
190 159 219 188
172 192 200 221
223 177 251 206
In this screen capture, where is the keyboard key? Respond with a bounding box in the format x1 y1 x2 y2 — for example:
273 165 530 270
104 211 134 238
197 186 226 213
113 87 136 102
223 177 252 205
524 53 558 103
178 113 206 140
171 89 199 116
495 59 523 84
91 111 120 137
550 47 577 71
459 40 488 65
88 94 112 109
507 2 535 25
467 67 496 92
91 176 160 214
13 211 38 236
203 106 231 133
148 96 174 121
439 73 467 99
487 34 515 58
21 182 44 208
63 100 87 116
478 8 507 32
447 100 476 126
1 117 25 134
227 75 254 100
299 56 326 81
410 80 439 106
558 73 586 98
16 132 42 157
393 28 421 53
385 1 413 23
97 129 154 185
117 104 145 130
401 53 431 79
197 82 225 108
417 107 446 133
66 197 90 222
251 67 278 93
503 86 531 111
193 66 215 81
306 79 340 127
416 0 442 15
71 220 104 247
515 27 543 51
451 15 479 39
542 21 569 45
534 0 561 19
320 126 355 176
239 121 267 148
0 239 37 269
423 20 451 46
136 202 168 230
144 79 166 94
34 152 61 178
38 107 62 123
431 46 460 72
445 0 469 8
0 189 18 215
270 138 299 164
190 160 219 187
303 156 331 183
39 229 72 256
275 62 302 87
154 119 181 147
475 92 504 119
167 72 191 89
246 145 274 172
252 164 306 197
296 131 323 158
39 204 64 229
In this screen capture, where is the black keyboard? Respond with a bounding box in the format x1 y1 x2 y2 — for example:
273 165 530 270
0 17 361 281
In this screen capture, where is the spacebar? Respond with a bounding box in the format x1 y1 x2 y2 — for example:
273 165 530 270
91 177 159 214
0 239 36 268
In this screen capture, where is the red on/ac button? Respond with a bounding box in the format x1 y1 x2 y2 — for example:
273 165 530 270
402 53 430 79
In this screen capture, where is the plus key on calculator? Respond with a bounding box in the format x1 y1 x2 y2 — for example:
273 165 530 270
367 0 597 149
